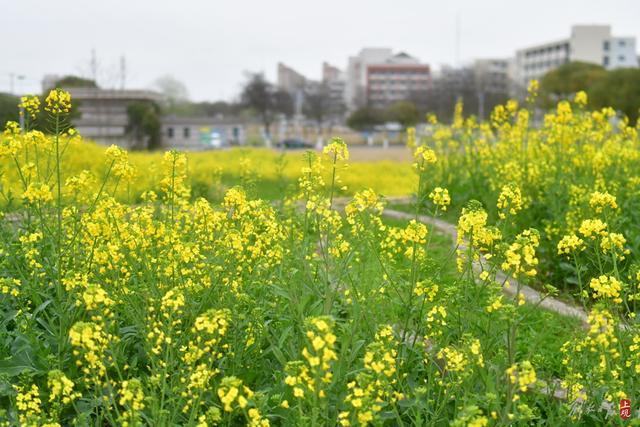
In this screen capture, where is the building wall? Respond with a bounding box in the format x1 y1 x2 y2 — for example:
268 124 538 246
345 48 393 110
322 62 341 82
366 64 430 109
473 59 512 94
570 25 611 64
161 122 245 150
67 88 163 148
277 63 306 93
607 37 637 68
515 40 570 88
321 62 346 117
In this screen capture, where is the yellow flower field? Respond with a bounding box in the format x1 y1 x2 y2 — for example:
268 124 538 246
0 88 639 426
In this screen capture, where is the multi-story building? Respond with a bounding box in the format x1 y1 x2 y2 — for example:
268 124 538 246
322 62 346 117
322 62 341 82
604 37 637 68
276 62 314 118
365 53 431 109
514 25 638 90
472 58 512 95
277 63 307 94
345 48 393 110
66 87 163 148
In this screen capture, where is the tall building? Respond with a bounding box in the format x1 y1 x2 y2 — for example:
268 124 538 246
277 63 307 93
366 53 431 109
345 48 431 111
345 48 393 110
322 62 346 118
514 25 638 90
322 62 341 82
472 58 512 95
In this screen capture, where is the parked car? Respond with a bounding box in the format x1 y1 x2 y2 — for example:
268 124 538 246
278 138 313 149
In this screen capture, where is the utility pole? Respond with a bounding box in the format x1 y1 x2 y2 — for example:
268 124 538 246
119 55 126 90
90 48 98 84
455 12 461 67
477 90 485 121
16 75 25 95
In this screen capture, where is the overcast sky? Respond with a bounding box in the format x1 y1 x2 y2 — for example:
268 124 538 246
2 0 639 101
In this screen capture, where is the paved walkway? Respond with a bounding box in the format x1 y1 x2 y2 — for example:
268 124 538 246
382 208 590 328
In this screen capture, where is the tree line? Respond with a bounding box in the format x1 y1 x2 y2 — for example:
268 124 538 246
539 61 640 124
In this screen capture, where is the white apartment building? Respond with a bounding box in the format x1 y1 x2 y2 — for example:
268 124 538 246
514 25 638 89
345 48 393 110
605 37 637 68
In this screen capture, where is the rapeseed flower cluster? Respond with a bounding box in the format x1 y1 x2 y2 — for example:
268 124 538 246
589 275 623 303
118 379 145 426
506 361 537 394
428 187 451 211
339 326 402 426
496 183 523 219
217 376 253 412
44 89 71 115
284 316 337 405
69 321 114 379
501 229 540 277
19 95 41 119
47 370 79 405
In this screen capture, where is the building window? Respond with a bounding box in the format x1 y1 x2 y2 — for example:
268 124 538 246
183 127 190 139
619 55 626 62
619 40 626 47
167 127 174 138
603 56 609 66
603 41 610 51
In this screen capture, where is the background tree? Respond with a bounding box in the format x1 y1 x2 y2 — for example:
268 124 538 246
346 106 385 131
540 62 607 107
0 93 19 126
589 68 640 124
303 83 331 131
153 75 189 108
410 66 508 123
53 75 98 89
241 73 292 142
386 101 420 127
126 101 161 150
273 89 294 120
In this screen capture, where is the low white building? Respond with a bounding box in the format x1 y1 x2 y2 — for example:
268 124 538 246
161 116 245 150
604 37 637 69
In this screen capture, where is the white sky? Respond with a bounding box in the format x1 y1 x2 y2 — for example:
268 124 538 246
2 0 639 101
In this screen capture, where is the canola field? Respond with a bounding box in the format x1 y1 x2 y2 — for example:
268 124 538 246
0 87 639 426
